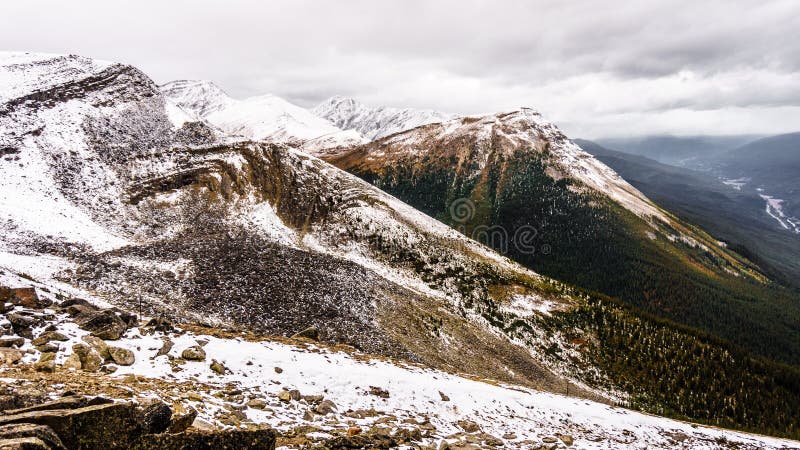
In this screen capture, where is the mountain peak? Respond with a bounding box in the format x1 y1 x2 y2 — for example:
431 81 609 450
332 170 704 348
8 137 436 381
159 79 232 117
313 95 456 140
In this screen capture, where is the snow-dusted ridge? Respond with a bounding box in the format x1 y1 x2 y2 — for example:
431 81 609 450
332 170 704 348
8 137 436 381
313 95 457 141
160 80 366 148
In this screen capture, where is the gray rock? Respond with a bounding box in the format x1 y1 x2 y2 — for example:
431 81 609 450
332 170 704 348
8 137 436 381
33 353 55 373
71 344 102 372
0 436 52 449
78 310 128 340
80 336 110 359
30 332 67 347
313 399 337 415
108 347 135 366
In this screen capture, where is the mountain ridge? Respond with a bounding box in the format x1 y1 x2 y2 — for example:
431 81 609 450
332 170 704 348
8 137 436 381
313 95 456 141
3 52 800 443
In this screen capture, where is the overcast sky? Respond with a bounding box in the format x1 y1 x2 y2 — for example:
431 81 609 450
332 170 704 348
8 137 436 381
2 0 798 138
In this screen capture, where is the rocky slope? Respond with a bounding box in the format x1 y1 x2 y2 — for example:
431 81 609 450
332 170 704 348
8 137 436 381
1 282 798 450
313 95 456 141
2 52 800 446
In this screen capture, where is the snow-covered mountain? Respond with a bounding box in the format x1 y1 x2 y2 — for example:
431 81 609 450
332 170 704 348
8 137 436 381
313 95 456 140
0 51 588 394
2 52 800 448
160 80 365 148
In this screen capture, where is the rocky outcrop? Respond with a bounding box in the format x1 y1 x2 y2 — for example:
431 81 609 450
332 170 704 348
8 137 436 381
0 403 143 450
0 395 275 450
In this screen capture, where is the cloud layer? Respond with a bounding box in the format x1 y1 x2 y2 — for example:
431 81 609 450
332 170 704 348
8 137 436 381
2 0 798 137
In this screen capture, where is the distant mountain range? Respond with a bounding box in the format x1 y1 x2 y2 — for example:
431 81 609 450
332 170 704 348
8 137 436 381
313 95 456 140
576 139 800 287
595 135 763 167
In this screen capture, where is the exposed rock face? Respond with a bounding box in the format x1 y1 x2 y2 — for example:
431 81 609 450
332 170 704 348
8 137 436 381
0 403 144 450
131 428 276 450
0 392 276 450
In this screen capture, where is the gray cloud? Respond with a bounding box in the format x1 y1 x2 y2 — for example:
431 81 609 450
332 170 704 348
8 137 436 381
1 0 798 137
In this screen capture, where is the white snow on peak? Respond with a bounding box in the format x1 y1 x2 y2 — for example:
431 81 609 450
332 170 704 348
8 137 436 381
0 52 113 102
313 95 457 140
160 79 232 118
161 81 361 146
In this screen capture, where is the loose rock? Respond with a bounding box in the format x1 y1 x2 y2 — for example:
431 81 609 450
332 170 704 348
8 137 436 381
181 346 206 361
108 347 135 366
78 310 128 340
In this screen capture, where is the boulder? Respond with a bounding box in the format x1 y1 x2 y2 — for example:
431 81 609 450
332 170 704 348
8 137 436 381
313 399 337 415
0 349 22 366
0 403 144 450
5 314 37 339
2 396 112 415
324 432 394 449
62 354 81 371
71 344 102 372
369 386 390 398
80 336 109 359
291 327 319 341
130 428 276 450
456 420 481 433
34 344 59 354
33 353 55 373
138 399 172 435
180 346 206 361
64 304 97 320
107 347 135 366
0 436 52 449
557 434 574 446
31 332 68 347
78 310 127 340
153 337 173 359
0 338 24 349
6 289 51 310
246 399 266 410
209 360 227 375
0 424 66 450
